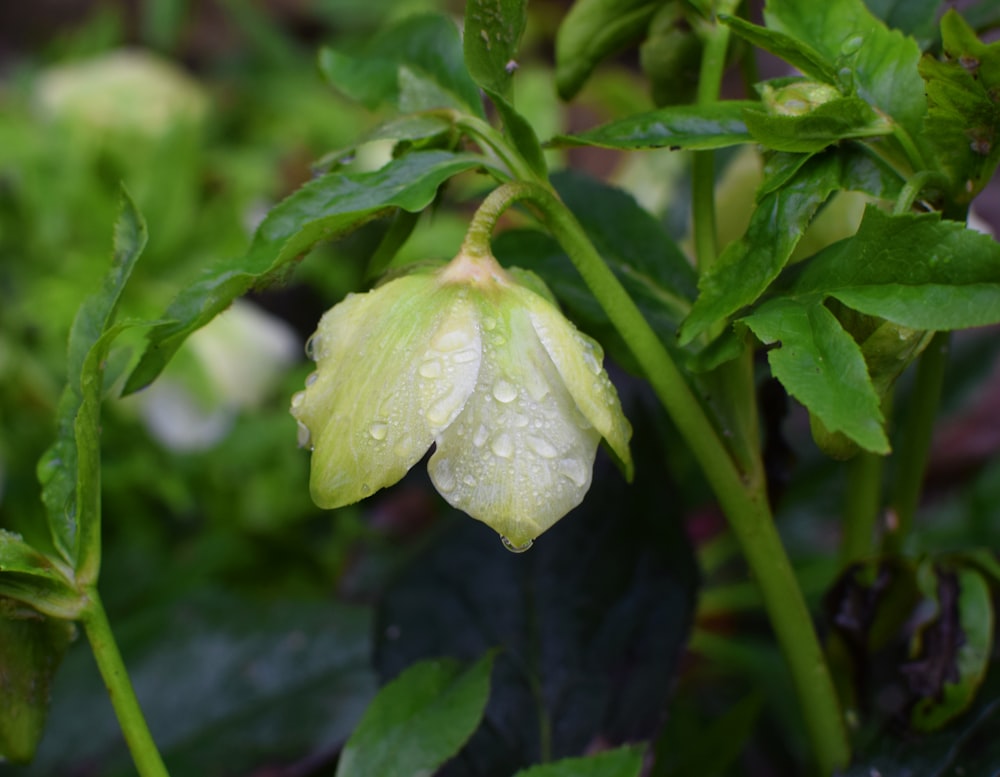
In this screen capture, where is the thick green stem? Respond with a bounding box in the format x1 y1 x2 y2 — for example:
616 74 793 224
840 451 885 565
885 332 949 554
82 590 170 777
466 181 849 773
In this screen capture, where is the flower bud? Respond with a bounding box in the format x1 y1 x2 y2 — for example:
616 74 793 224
291 251 632 549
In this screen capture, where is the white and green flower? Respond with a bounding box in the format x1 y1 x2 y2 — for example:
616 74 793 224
291 250 632 549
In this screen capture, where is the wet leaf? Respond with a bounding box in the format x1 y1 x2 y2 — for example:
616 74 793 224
17 592 375 777
550 102 755 151
742 96 890 153
124 151 491 395
336 653 495 777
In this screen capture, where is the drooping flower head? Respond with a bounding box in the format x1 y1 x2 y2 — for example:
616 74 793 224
291 250 632 550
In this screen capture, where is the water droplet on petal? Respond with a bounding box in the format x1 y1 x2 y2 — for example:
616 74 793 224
296 421 312 449
419 359 443 378
305 371 319 387
463 474 476 487
427 389 465 426
558 457 588 487
527 435 558 458
291 391 306 410
361 483 372 495
452 348 478 364
431 322 474 352
433 459 456 492
581 343 602 375
369 422 388 440
491 432 514 458
483 317 497 331
473 424 489 448
492 380 517 403
501 536 533 553
305 334 321 360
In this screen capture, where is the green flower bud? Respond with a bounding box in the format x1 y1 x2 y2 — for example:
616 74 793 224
291 251 632 550
761 80 842 117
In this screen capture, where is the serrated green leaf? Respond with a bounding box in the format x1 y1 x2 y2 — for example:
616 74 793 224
743 96 891 152
555 0 661 100
741 298 889 453
681 147 901 345
788 207 1000 330
764 0 930 166
37 191 147 572
550 101 755 150
336 652 495 777
124 151 491 394
512 747 644 777
919 10 1000 203
863 0 939 41
318 14 484 117
0 606 74 763
721 14 841 84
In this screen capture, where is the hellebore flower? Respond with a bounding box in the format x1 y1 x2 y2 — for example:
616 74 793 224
291 250 632 550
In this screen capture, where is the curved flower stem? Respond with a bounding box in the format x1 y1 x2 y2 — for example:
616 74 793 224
82 589 170 777
893 170 952 215
466 181 850 773
884 332 949 554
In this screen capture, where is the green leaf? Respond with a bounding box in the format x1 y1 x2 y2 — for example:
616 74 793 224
317 14 484 117
742 96 891 152
863 0 939 41
721 14 841 85
764 0 929 163
550 101 755 150
0 605 74 763
37 190 147 571
463 0 527 102
680 147 899 345
555 0 661 100
0 531 81 618
741 298 889 453
512 747 644 777
464 0 547 177
910 564 993 731
124 150 490 394
336 653 495 777
919 10 1000 203
20 592 376 776
788 207 1000 330
493 169 697 367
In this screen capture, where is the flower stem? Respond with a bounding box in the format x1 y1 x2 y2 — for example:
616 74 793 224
468 181 850 773
841 450 885 565
82 589 170 777
885 332 949 554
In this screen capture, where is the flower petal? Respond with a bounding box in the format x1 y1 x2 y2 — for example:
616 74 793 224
293 275 481 508
428 303 601 545
515 288 634 480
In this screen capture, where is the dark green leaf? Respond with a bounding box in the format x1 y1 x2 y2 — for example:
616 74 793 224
741 297 889 453
464 0 527 103
19 592 375 776
317 14 484 117
550 101 755 150
124 151 490 394
494 169 697 367
640 4 702 107
37 191 147 571
490 94 548 178
555 0 661 100
919 10 1000 203
764 0 929 163
680 147 900 345
375 405 699 772
336 653 495 777
0 605 74 764
721 14 841 85
742 97 891 153
863 0 939 42
788 208 1000 330
0 531 81 618
512 747 644 777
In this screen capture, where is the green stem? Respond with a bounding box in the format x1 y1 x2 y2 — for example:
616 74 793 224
466 181 850 773
840 451 885 566
455 115 543 184
885 332 949 554
893 170 952 215
82 590 170 777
